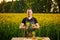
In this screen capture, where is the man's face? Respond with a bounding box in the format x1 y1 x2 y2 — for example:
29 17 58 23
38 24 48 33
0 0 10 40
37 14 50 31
27 9 32 17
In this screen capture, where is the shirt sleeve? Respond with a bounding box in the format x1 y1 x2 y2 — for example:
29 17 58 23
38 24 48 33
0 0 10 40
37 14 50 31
22 18 25 23
34 18 38 24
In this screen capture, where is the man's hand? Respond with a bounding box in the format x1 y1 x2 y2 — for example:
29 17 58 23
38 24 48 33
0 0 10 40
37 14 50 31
19 23 25 29
19 23 29 30
32 23 39 29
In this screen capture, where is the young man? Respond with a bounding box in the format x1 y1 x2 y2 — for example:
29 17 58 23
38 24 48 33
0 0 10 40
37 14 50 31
19 8 39 37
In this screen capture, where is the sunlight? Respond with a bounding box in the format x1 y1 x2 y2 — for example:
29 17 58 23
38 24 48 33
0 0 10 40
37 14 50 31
0 0 16 3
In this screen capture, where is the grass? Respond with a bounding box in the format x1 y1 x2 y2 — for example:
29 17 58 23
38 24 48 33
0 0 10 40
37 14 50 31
0 13 60 40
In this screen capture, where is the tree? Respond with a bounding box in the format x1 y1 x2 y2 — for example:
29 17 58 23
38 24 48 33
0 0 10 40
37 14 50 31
2 0 6 13
10 0 27 13
4 2 12 13
0 4 2 12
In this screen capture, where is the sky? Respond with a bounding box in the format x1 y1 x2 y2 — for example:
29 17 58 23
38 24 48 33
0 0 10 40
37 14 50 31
0 0 16 3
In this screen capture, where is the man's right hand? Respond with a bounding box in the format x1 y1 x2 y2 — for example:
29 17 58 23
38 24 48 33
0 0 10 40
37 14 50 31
20 26 25 29
19 23 25 29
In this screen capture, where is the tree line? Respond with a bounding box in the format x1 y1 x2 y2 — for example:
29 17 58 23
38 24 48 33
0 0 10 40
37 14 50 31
0 0 60 13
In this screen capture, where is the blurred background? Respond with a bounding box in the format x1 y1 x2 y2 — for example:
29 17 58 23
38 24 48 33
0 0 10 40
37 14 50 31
0 0 60 40
0 0 60 13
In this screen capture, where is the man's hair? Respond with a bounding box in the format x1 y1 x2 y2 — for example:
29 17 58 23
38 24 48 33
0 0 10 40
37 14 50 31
27 8 32 12
27 8 32 10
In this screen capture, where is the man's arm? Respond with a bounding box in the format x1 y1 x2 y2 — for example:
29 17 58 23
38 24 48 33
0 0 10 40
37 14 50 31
33 18 40 29
19 18 26 29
